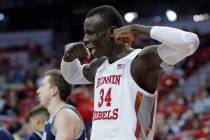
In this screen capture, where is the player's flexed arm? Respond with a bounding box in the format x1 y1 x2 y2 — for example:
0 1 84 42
114 24 199 93
61 42 106 84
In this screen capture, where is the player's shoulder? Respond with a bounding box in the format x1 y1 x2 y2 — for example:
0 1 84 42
55 108 80 124
53 107 82 133
138 45 159 56
88 56 107 67
131 44 162 71
83 56 107 82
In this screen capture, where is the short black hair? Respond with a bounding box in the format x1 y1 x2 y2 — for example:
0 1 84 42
86 5 124 28
29 106 49 119
45 69 72 101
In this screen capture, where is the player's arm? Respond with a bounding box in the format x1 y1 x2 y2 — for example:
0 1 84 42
114 24 199 65
53 110 81 140
132 25 199 70
149 26 199 65
83 56 107 82
114 25 199 93
60 42 106 84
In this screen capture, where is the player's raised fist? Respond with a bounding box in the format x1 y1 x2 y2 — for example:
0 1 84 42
64 42 90 62
113 25 136 47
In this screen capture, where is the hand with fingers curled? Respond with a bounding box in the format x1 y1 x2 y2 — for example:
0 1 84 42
64 42 90 62
113 25 137 47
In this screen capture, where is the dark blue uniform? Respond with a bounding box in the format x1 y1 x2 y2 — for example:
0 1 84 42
27 131 43 140
0 127 14 140
43 104 87 140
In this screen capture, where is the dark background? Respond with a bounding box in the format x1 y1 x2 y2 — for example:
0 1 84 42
0 0 209 41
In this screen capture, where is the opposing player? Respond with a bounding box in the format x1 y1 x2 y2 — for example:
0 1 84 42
27 106 49 140
61 5 199 140
36 69 87 140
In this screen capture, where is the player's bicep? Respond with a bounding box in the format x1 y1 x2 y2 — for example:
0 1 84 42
56 129 74 140
83 57 107 83
131 45 162 93
135 45 163 68
54 112 75 140
83 64 95 83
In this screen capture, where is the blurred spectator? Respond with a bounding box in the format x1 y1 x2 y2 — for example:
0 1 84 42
8 122 22 140
0 126 14 140
68 87 94 137
1 90 19 116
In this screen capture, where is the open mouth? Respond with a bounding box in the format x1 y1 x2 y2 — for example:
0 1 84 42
85 43 95 49
85 44 96 55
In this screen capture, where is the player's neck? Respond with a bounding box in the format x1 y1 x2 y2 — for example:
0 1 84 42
108 46 133 64
48 99 66 116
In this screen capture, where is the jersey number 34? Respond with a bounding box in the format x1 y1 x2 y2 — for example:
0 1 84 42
98 88 112 107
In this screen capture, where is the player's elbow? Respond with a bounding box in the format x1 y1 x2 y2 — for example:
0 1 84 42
183 32 199 55
60 61 74 84
62 72 73 84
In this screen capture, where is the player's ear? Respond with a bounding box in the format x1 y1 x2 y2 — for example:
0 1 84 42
110 26 117 38
36 120 41 125
51 86 58 96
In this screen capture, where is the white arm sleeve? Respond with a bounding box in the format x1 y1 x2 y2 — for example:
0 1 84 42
150 26 200 65
60 59 92 84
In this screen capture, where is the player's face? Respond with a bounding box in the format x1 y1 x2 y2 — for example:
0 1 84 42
29 117 39 131
36 76 53 107
83 15 115 58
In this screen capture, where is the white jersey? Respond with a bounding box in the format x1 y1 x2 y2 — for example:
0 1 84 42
91 49 158 140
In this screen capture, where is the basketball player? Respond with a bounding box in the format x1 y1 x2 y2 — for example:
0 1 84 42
61 5 199 140
27 106 49 140
36 69 87 140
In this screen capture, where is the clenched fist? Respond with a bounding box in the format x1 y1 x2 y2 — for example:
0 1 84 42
113 24 151 47
64 42 90 62
113 25 136 47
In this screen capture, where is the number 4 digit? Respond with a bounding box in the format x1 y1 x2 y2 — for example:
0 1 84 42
105 88 112 106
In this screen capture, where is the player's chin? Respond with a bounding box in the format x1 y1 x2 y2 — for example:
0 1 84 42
93 53 99 58
41 103 47 108
39 100 45 106
39 101 43 106
93 52 104 58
